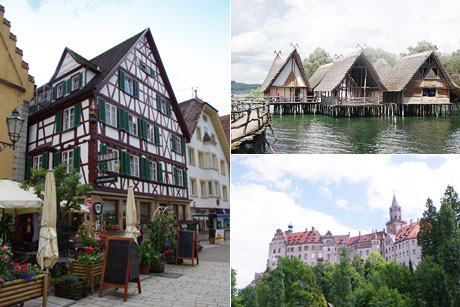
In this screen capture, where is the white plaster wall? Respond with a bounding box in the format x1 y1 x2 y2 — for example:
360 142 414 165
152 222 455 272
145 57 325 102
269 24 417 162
272 58 306 87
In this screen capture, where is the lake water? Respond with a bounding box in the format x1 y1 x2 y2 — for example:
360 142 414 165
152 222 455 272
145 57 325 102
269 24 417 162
265 114 460 154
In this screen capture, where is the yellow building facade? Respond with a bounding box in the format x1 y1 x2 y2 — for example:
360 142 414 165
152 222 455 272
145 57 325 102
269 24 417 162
0 5 35 181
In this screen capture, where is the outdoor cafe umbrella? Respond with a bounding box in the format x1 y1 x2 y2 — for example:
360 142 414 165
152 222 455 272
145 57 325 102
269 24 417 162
0 179 42 214
36 170 59 270
124 186 139 240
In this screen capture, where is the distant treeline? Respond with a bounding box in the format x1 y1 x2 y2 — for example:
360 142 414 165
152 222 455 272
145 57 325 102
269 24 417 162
231 80 261 93
232 185 460 307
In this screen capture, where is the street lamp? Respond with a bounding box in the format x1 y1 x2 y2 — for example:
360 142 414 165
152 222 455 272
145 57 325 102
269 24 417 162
0 109 24 152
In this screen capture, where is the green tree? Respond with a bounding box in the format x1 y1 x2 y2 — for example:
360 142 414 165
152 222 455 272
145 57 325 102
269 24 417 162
402 41 438 57
438 196 460 306
302 47 333 78
255 283 270 307
364 252 386 278
240 285 258 307
312 261 334 302
380 260 413 295
417 198 441 261
363 47 397 65
413 256 449 307
232 268 243 307
443 185 460 223
441 50 460 87
330 247 353 307
267 269 285 307
369 286 411 307
21 163 93 220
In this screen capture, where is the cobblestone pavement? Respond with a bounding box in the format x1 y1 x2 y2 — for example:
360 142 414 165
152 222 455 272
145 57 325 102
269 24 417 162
22 260 229 307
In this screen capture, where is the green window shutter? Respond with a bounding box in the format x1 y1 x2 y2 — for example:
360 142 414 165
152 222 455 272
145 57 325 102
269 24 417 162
156 94 162 111
98 98 106 123
154 126 160 145
67 79 71 94
78 72 83 88
55 110 62 133
173 167 178 186
183 170 188 188
139 59 144 69
120 151 125 175
143 120 148 140
25 156 32 179
140 157 145 179
134 79 139 98
119 69 125 91
41 152 49 170
157 162 163 183
74 102 82 127
100 144 107 171
146 160 151 180
73 146 81 172
118 107 125 131
53 152 61 167
181 138 186 155
52 86 57 101
150 68 155 78
166 101 171 117
171 134 177 152
124 110 129 133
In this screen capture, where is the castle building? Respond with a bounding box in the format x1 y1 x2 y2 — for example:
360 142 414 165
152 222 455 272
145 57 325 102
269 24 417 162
267 195 422 269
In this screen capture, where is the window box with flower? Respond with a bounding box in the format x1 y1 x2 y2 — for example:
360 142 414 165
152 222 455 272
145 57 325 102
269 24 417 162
0 243 50 307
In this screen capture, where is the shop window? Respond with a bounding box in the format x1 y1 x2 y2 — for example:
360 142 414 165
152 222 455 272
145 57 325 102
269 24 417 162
140 202 150 224
102 200 117 228
178 205 185 220
193 215 209 232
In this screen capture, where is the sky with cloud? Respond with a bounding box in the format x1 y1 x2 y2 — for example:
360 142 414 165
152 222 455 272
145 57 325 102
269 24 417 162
232 0 460 84
1 0 230 114
231 154 460 288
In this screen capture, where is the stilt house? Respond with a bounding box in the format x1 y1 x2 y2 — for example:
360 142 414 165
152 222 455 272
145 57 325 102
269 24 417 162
260 49 310 102
374 50 460 106
311 51 386 105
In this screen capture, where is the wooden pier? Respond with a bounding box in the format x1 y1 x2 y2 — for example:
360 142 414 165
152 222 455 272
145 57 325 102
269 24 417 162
231 100 272 153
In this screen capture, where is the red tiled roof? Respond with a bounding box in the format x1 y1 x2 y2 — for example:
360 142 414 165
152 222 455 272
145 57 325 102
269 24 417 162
332 235 350 244
395 221 420 243
349 231 385 245
220 115 230 144
285 230 322 245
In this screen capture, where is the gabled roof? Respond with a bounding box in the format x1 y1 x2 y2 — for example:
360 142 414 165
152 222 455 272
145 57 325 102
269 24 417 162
179 97 230 161
314 51 386 92
394 221 420 243
49 47 100 83
260 49 310 92
373 58 392 79
220 114 230 144
380 50 460 94
348 231 385 245
309 62 332 90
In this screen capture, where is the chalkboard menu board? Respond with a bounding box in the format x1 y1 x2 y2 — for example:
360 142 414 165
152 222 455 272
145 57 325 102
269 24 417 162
176 230 199 266
99 237 141 302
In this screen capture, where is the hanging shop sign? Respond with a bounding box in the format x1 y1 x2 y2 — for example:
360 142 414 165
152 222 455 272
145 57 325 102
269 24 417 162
93 202 103 215
95 175 118 185
97 152 118 163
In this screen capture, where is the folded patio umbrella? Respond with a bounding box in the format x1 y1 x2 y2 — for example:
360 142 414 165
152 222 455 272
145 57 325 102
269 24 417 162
124 186 139 240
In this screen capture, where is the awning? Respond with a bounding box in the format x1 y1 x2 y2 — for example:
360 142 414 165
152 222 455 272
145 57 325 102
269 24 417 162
216 209 230 215
0 179 42 214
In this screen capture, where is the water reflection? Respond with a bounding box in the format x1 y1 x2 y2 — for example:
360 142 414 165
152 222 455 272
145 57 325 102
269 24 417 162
266 114 460 154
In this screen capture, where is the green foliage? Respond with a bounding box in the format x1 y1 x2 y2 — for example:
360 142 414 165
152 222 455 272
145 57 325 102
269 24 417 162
363 47 397 65
147 212 176 262
267 269 285 307
246 90 264 100
368 286 411 307
403 41 438 57
240 285 258 307
231 81 261 93
364 252 386 277
20 163 93 219
330 247 353 307
441 51 460 88
418 198 441 261
139 241 157 267
302 47 333 78
232 268 244 307
312 261 334 302
413 256 449 307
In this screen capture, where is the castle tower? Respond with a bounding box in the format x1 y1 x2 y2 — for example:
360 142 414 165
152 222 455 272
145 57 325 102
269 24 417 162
287 222 293 234
386 194 406 234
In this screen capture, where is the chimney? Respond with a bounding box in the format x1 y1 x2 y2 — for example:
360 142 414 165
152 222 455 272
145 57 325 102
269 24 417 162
359 231 361 238
194 89 198 98
348 231 350 236
312 226 315 231
410 219 412 225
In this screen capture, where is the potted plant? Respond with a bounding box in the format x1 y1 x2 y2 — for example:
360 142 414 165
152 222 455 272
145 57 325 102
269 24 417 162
149 248 164 273
147 211 176 269
54 274 87 300
209 228 216 244
138 242 154 274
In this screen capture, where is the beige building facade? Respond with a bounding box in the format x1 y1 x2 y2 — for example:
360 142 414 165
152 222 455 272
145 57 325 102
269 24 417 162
0 5 35 181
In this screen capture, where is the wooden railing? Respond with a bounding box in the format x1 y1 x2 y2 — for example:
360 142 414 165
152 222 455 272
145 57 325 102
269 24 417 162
231 100 270 141
266 95 317 103
321 95 382 106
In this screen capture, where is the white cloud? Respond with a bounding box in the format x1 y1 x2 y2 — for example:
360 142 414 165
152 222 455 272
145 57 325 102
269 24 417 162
231 183 365 288
232 0 460 83
318 186 332 198
336 199 349 210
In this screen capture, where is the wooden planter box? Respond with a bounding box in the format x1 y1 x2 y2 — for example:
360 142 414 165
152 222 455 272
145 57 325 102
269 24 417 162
68 260 103 294
0 272 50 307
55 279 87 300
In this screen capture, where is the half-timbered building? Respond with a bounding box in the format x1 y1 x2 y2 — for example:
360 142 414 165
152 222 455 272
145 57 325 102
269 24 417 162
312 51 386 106
260 49 310 102
375 50 460 111
26 29 191 230
179 97 230 239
